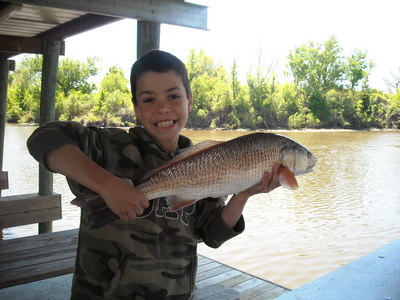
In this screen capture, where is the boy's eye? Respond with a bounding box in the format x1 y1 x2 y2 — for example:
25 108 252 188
169 94 180 100
142 98 154 103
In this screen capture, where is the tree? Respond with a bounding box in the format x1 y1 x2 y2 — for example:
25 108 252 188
246 54 278 128
185 49 230 128
7 55 100 122
57 57 99 96
287 36 373 126
93 66 133 126
346 50 374 91
7 55 42 122
384 67 400 92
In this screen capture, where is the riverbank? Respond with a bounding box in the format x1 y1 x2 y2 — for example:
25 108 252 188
9 122 399 133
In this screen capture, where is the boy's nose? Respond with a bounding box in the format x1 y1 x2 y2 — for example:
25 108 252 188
156 101 171 113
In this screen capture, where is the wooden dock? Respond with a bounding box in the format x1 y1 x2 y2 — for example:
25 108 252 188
196 255 289 299
0 228 289 299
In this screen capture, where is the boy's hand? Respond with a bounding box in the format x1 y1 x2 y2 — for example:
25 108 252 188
99 177 150 222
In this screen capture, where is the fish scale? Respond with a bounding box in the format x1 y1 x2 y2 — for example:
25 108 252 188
71 132 317 228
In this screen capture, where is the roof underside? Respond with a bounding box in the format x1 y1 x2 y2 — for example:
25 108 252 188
0 0 208 59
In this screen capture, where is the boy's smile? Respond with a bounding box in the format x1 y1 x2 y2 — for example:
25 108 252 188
134 71 193 152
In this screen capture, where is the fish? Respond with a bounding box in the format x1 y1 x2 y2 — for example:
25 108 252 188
71 132 317 228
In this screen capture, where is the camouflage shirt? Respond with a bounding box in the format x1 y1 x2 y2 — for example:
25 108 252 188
27 121 245 300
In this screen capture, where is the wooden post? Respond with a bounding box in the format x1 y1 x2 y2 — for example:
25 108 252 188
0 59 11 240
0 59 10 188
38 40 61 234
137 21 160 59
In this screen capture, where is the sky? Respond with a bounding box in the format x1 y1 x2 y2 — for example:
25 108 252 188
64 0 400 91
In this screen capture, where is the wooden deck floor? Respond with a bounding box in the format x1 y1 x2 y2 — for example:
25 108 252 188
0 228 289 299
0 250 289 300
196 255 290 299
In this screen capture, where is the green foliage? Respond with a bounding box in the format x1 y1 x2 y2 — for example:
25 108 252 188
57 57 99 96
6 43 398 130
287 36 375 127
186 49 231 128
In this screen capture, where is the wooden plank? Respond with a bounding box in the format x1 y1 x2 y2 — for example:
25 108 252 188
196 269 242 289
0 207 61 228
196 265 233 282
0 171 8 190
0 247 76 271
8 0 208 30
219 273 254 288
251 286 289 300
0 228 77 254
197 255 213 266
194 284 239 300
238 281 279 299
0 193 61 228
0 229 78 288
197 261 220 273
232 277 267 293
0 238 76 261
0 193 61 214
0 35 65 55
0 255 76 288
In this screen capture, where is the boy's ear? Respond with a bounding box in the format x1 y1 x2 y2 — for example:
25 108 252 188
188 95 193 112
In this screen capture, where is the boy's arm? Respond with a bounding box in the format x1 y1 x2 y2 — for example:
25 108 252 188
45 144 149 221
221 165 281 228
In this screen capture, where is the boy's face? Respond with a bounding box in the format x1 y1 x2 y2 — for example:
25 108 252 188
134 71 193 152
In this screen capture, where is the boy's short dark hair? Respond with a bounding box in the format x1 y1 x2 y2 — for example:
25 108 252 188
130 50 192 105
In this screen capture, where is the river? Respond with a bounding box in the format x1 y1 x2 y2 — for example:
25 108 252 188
2 124 400 289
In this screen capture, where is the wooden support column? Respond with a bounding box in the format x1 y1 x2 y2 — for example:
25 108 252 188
0 59 14 239
0 59 13 195
0 59 9 185
137 21 160 59
38 40 61 234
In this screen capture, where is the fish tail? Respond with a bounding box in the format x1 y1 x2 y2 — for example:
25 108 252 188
71 194 118 229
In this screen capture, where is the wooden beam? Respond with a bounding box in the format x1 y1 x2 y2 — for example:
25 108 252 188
137 21 160 59
0 35 65 55
37 14 121 40
0 193 61 228
6 0 208 30
0 59 10 190
38 39 60 234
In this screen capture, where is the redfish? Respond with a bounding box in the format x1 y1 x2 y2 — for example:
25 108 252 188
72 132 317 228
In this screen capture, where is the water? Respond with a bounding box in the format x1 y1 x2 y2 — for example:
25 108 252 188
2 125 400 289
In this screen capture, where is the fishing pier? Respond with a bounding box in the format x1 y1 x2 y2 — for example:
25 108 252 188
0 228 290 299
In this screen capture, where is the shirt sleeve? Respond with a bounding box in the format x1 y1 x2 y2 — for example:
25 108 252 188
195 197 245 248
27 121 105 170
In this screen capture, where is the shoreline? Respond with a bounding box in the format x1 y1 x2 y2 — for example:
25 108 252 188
5 122 399 132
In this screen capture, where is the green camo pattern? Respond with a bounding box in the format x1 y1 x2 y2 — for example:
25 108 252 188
27 122 244 300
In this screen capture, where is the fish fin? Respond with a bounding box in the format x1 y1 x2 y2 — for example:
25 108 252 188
71 194 118 229
167 196 198 212
278 165 299 190
141 140 224 181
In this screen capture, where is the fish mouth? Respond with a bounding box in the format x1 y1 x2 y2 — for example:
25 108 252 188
154 120 177 128
306 166 315 173
306 159 317 173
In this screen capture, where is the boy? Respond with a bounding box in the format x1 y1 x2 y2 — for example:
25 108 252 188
27 50 279 299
